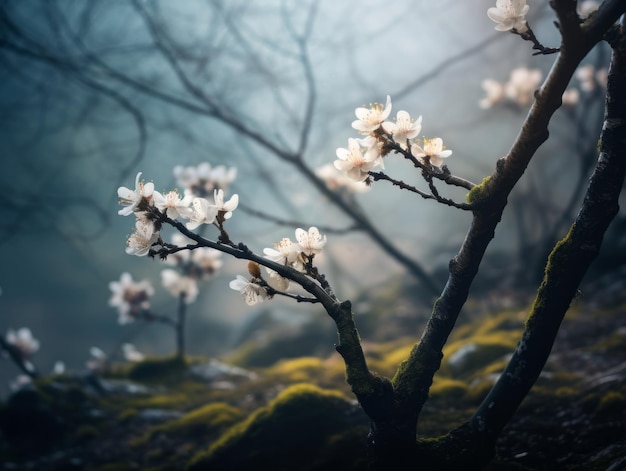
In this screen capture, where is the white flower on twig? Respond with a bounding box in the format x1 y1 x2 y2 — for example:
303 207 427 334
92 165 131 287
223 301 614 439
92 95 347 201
487 0 529 33
352 95 392 135
229 275 268 306
411 138 453 168
118 172 154 216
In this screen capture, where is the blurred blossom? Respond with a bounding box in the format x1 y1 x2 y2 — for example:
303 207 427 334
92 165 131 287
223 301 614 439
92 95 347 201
595 68 608 88
108 272 154 324
9 374 33 391
562 88 580 107
53 361 66 375
122 343 145 362
479 79 506 109
87 346 108 373
173 163 237 197
487 0 529 33
6 328 40 357
191 248 223 279
118 172 154 216
479 67 542 109
577 0 599 17
164 233 193 266
161 269 199 303
576 64 596 92
315 164 370 193
411 137 453 168
352 95 392 135
505 67 542 106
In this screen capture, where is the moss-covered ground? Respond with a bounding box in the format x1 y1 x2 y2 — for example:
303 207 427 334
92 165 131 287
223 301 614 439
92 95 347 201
1 300 625 470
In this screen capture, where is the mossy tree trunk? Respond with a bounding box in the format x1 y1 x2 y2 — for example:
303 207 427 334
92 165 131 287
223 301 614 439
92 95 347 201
337 3 626 469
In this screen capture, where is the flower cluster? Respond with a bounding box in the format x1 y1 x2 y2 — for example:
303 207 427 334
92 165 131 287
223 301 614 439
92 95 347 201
173 162 237 198
487 0 529 33
335 95 452 180
229 227 327 305
117 166 239 257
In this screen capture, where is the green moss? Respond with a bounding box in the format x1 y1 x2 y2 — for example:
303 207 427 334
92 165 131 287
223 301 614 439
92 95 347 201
591 330 626 354
95 464 137 471
466 176 493 205
76 424 99 442
125 392 190 410
526 225 575 330
126 355 187 383
595 391 626 418
429 378 469 399
117 408 139 423
133 402 243 446
187 383 366 470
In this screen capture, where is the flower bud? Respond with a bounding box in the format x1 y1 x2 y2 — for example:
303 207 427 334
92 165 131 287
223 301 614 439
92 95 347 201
247 261 261 278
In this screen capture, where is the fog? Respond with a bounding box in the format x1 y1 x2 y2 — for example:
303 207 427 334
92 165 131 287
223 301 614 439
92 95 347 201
0 0 615 393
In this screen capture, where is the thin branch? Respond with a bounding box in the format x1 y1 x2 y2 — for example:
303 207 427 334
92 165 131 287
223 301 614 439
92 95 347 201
369 171 473 210
519 24 560 55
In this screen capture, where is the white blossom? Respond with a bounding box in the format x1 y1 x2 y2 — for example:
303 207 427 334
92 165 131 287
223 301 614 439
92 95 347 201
264 238 301 266
352 95 392 135
487 0 529 33
108 272 154 324
213 189 239 220
411 137 453 168
334 138 382 182
186 197 218 230
229 275 268 305
118 172 154 216
126 218 159 257
153 189 193 219
295 227 327 256
382 110 422 148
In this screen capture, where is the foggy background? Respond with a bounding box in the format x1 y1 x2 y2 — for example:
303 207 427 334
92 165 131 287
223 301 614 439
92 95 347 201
0 0 620 394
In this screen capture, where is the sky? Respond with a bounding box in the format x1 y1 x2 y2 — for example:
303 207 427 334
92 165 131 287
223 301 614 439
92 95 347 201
0 0 617 393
